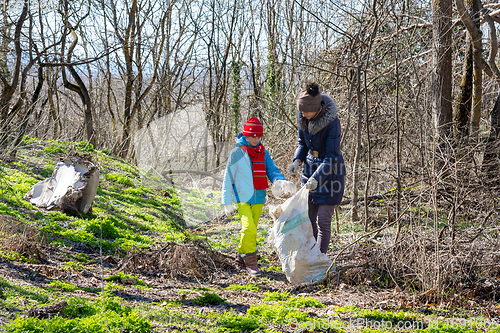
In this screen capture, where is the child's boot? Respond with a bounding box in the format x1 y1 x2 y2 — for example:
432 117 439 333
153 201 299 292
240 251 261 276
235 253 246 272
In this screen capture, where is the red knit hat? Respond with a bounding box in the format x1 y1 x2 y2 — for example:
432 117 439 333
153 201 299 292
243 117 263 137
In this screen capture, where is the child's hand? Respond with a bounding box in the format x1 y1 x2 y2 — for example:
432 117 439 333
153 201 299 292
224 204 236 215
272 180 296 198
282 180 297 195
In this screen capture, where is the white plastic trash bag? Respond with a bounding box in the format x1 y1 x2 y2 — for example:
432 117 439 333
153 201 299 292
269 187 332 285
24 157 99 214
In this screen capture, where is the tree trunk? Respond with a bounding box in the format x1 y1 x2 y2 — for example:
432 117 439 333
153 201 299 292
470 0 482 138
0 0 28 147
454 40 473 145
455 0 483 139
60 0 95 147
46 69 61 139
60 28 95 148
363 70 371 232
432 0 453 167
351 67 362 222
394 17 402 241
10 66 44 157
231 60 242 137
481 92 500 183
114 0 137 158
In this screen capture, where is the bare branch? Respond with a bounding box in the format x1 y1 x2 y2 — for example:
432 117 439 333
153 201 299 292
455 0 481 44
9 0 28 92
479 1 500 83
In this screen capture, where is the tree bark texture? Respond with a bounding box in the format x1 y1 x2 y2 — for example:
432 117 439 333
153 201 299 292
470 0 482 137
116 0 138 158
454 40 473 144
456 0 483 138
0 0 28 147
10 66 44 156
351 68 362 222
432 0 453 163
60 0 95 147
481 92 500 182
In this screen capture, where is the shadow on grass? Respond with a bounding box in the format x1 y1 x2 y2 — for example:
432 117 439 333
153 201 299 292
0 263 50 303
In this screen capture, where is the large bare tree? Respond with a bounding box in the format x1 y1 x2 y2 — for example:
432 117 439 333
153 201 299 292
431 0 453 161
0 0 28 148
103 0 164 158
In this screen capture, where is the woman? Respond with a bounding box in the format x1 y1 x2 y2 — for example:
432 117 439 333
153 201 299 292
288 82 346 254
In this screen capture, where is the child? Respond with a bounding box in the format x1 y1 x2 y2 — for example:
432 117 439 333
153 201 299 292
222 117 295 276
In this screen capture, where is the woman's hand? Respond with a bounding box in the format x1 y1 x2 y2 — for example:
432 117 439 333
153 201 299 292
305 178 318 190
288 160 302 176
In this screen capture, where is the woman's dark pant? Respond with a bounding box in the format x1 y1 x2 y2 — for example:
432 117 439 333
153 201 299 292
308 203 335 254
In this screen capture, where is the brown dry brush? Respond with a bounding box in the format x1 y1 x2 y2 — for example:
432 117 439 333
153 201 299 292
0 215 47 263
115 239 235 281
344 228 500 293
337 177 500 301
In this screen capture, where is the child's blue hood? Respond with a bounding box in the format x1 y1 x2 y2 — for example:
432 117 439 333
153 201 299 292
236 133 260 148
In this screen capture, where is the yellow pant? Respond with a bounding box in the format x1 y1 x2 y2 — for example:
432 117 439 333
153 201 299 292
237 202 264 254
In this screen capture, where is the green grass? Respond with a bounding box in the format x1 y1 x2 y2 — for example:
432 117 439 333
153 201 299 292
213 311 265 332
225 283 260 292
47 280 79 292
158 300 183 307
192 293 226 306
0 138 186 331
0 250 36 263
286 296 325 308
60 261 87 272
209 239 232 251
0 169 40 209
6 292 152 333
176 188 224 224
0 277 50 311
104 281 125 291
261 265 282 272
1 142 182 249
20 136 40 146
246 303 309 325
85 217 121 239
335 304 418 322
9 146 185 253
105 172 135 186
262 291 290 302
105 272 147 287
1 137 496 333
139 307 206 331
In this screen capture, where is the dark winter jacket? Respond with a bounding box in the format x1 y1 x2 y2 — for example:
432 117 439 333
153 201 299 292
293 94 346 205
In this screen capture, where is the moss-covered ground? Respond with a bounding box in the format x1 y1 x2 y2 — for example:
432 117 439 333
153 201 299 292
0 138 498 332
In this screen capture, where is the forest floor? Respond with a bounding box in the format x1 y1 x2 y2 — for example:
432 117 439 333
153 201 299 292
0 139 499 332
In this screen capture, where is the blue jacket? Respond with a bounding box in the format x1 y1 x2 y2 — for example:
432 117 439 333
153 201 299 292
222 133 286 205
293 94 346 205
